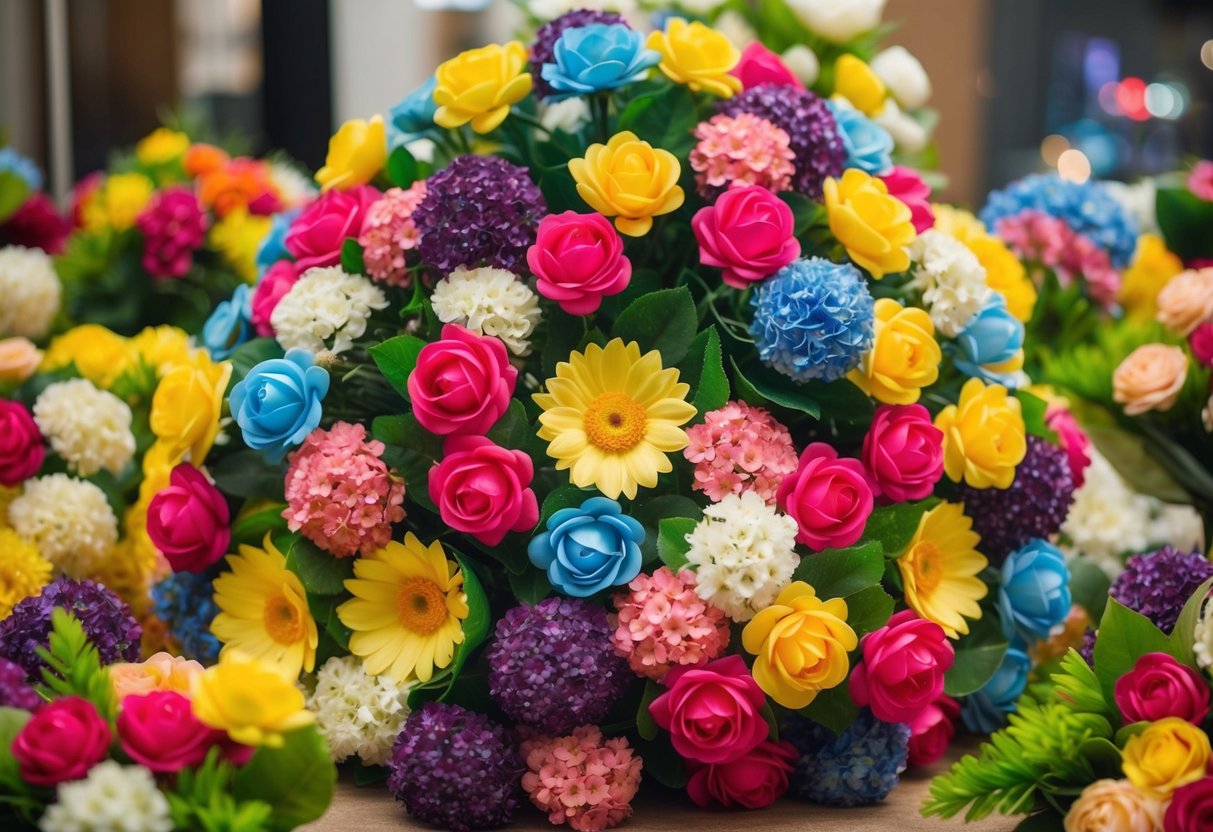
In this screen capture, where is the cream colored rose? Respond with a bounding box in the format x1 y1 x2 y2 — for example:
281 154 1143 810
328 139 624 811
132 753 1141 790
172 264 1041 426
1156 268 1213 335
0 337 42 383
1113 344 1188 416
785 0 886 42
871 46 932 109
1063 780 1162 832
781 45 820 85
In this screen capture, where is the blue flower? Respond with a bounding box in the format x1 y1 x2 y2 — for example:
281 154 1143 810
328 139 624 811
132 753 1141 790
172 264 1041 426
783 709 911 807
528 497 644 597
541 24 660 101
255 209 299 274
826 102 893 176
0 148 43 191
229 348 329 462
952 294 1025 385
997 538 1071 644
389 76 439 147
151 568 221 664
750 257 875 382
961 647 1031 733
202 284 254 361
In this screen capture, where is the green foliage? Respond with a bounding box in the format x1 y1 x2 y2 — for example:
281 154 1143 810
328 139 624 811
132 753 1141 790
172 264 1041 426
1156 185 1213 262
281 534 354 596
385 145 420 189
0 707 41 825
230 502 290 549
861 499 937 557
656 517 696 571
636 679 662 741
36 610 114 718
1048 651 1111 716
340 238 366 276
1171 578 1213 664
1092 598 1175 705
536 484 593 528
792 541 884 600
611 286 698 364
731 356 820 418
169 749 274 832
209 450 286 502
372 413 440 513
369 334 427 402
944 617 1009 698
1068 558 1112 623
0 170 30 222
1015 391 1058 443
613 82 701 159
679 327 729 419
799 684 858 735
232 725 336 831
507 567 551 605
842 585 895 637
634 733 688 789
229 338 285 385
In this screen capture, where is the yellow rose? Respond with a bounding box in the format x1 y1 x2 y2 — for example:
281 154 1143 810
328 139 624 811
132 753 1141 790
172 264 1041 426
847 298 941 404
1122 718 1212 800
316 115 387 192
646 18 741 99
82 172 154 232
935 377 1026 489
41 324 134 389
1063 779 1163 832
968 235 1037 323
834 54 887 116
433 41 532 134
149 357 233 464
825 169 916 279
569 131 684 237
0 337 42 384
129 325 196 375
191 653 314 747
209 207 272 283
139 440 182 507
1120 234 1184 322
931 204 987 244
135 128 190 167
741 581 857 709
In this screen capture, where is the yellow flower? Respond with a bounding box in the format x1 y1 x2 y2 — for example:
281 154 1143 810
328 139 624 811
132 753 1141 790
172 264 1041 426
646 18 741 99
930 204 987 244
92 536 155 616
135 128 190 167
129 325 195 375
1122 717 1212 800
149 355 233 464
934 378 1026 489
534 338 696 500
0 528 52 618
191 652 315 748
741 581 857 709
968 235 1037 323
212 535 318 680
569 131 684 237
1120 233 1184 322
338 534 468 685
316 115 387 192
847 298 941 404
209 207 272 283
41 325 134 389
139 440 183 510
897 502 987 638
82 172 155 232
433 41 532 134
834 55 887 116
0 486 18 527
825 169 916 279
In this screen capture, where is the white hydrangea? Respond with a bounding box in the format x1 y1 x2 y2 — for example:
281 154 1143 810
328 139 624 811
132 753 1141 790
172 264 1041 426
1146 503 1205 554
431 267 541 356
0 245 61 340
305 655 410 766
909 230 990 338
1060 451 1152 578
685 490 800 622
271 266 388 355
870 46 932 110
34 379 136 477
873 99 929 155
8 474 118 577
784 0 886 43
39 762 172 832
1103 179 1157 235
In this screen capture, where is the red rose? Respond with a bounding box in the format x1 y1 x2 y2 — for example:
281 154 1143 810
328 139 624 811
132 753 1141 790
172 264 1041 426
861 404 944 503
1190 322 1213 369
117 691 223 773
12 697 111 786
0 193 71 254
1114 652 1210 725
527 212 632 315
731 42 804 91
649 655 769 765
1165 777 1213 831
146 463 231 573
692 185 800 289
850 610 954 724
687 740 798 809
907 695 960 767
285 185 380 271
0 400 45 486
776 442 873 551
428 435 539 546
408 324 517 436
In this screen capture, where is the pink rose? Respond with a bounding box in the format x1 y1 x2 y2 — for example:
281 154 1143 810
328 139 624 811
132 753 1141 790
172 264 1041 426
146 463 231 573
117 691 223 773
1114 652 1210 725
861 404 944 503
907 694 960 767
1045 404 1092 488
776 442 873 550
250 260 300 337
879 166 935 234
1165 777 1213 832
1189 160 1213 202
1191 323 1213 369
648 655 769 765
687 740 798 809
850 610 954 724
284 185 380 271
409 324 517 435
12 697 111 786
0 192 71 254
0 400 45 486
527 212 632 315
428 435 539 546
692 185 800 289
731 43 804 91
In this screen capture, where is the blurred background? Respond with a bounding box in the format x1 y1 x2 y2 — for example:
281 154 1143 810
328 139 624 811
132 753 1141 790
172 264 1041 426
2 0 1211 206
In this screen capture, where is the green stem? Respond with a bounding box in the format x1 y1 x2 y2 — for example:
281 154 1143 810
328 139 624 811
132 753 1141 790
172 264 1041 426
590 93 611 144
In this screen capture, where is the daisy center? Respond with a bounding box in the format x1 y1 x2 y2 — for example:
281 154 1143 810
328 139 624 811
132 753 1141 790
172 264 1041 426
583 392 647 453
263 593 305 644
397 577 449 635
910 541 944 594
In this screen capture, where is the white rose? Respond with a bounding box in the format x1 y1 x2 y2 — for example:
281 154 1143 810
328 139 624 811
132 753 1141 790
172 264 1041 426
871 46 932 108
781 45 820 86
785 0 886 43
541 98 590 134
712 9 757 48
873 98 929 155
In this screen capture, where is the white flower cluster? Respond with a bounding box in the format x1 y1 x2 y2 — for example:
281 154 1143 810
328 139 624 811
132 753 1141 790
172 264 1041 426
34 379 136 477
8 474 118 577
785 0 886 43
269 161 317 209
527 0 636 23
271 266 389 355
305 655 410 766
910 230 991 338
430 267 541 356
39 762 171 832
0 245 61 340
870 46 932 110
685 490 800 622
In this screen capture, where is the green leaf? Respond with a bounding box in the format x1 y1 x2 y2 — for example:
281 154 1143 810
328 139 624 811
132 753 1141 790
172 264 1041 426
778 191 823 237
611 286 698 365
1168 576 1213 666
636 680 662 741
485 399 530 450
657 517 697 571
799 684 858 735
1068 558 1112 623
0 171 31 223
633 494 702 529
861 499 937 558
369 334 428 402
680 327 729 418
507 567 551 605
0 707 32 791
372 413 443 461
614 83 698 158
1093 598 1175 704
209 450 286 501
1156 185 1213 262
634 733 688 789
730 357 820 418
1015 390 1058 442
945 628 1009 697
385 145 419 188
282 535 355 596
230 501 289 549
1012 810 1067 832
36 609 114 716
340 237 366 276
232 725 336 831
842 585 895 637
229 338 285 384
537 484 592 528
792 541 884 600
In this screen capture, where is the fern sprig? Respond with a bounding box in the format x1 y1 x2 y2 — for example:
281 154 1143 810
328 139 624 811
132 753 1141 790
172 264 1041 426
34 609 115 718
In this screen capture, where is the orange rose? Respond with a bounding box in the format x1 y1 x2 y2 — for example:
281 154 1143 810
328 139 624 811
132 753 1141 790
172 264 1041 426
1156 268 1213 336
0 337 42 383
1113 344 1188 416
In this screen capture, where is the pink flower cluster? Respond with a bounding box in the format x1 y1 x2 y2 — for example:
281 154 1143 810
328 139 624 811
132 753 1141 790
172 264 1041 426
683 401 798 504
610 567 729 680
520 726 643 832
689 113 795 200
135 186 209 279
358 182 427 286
995 211 1120 310
1189 160 1213 202
283 421 406 558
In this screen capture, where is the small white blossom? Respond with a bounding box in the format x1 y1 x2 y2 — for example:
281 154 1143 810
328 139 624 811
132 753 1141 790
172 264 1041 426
910 230 990 338
34 379 136 477
430 267 541 356
783 0 886 43
305 655 410 766
272 266 388 355
0 245 61 340
781 45 820 86
873 99 929 155
870 46 932 109
39 762 172 832
8 474 118 577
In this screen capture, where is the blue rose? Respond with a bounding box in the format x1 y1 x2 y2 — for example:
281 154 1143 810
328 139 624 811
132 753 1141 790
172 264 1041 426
0 147 43 191
541 24 660 101
952 295 1025 385
960 647 1031 733
255 209 299 274
229 348 329 462
528 496 644 597
827 101 894 176
201 284 254 361
997 538 1071 644
388 76 439 147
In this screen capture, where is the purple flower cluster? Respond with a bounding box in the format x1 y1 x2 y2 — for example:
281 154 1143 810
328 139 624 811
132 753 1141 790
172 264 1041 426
1111 547 1213 634
387 702 523 832
412 156 546 275
717 85 847 200
0 658 41 710
487 597 632 735
530 9 627 99
782 709 910 807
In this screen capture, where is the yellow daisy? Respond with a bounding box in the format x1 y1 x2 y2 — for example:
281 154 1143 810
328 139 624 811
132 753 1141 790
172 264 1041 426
192 652 314 748
338 534 468 686
212 534 318 679
898 502 988 639
0 528 53 618
533 338 697 500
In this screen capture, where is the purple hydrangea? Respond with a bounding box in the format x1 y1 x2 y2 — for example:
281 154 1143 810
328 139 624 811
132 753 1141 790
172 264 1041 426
0 658 41 711
782 709 911 807
531 9 627 99
387 702 522 832
487 597 632 735
1079 627 1097 667
0 578 141 678
1110 547 1213 634
957 436 1075 563
717 85 847 200
412 156 546 275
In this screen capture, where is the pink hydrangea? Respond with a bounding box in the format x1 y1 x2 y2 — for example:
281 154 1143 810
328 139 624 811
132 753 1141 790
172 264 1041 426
135 186 209 279
689 113 795 201
995 210 1121 310
1189 160 1213 202
520 726 642 832
358 182 427 286
610 567 729 680
282 421 406 558
683 401 799 504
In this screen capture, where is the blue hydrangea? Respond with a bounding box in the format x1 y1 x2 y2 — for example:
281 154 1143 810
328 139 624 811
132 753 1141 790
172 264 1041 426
152 569 222 664
783 709 911 807
961 647 1031 733
979 173 1138 268
0 148 43 191
750 257 875 383
826 102 893 176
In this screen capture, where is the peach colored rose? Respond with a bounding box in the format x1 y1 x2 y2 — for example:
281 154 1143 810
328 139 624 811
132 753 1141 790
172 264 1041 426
1157 268 1213 336
1064 779 1162 832
0 338 42 383
1113 344 1188 416
110 652 204 701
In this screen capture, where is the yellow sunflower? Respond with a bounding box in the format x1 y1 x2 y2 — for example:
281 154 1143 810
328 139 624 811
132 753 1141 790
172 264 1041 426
897 502 988 638
338 534 468 686
533 338 697 500
212 534 318 679
0 528 52 618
